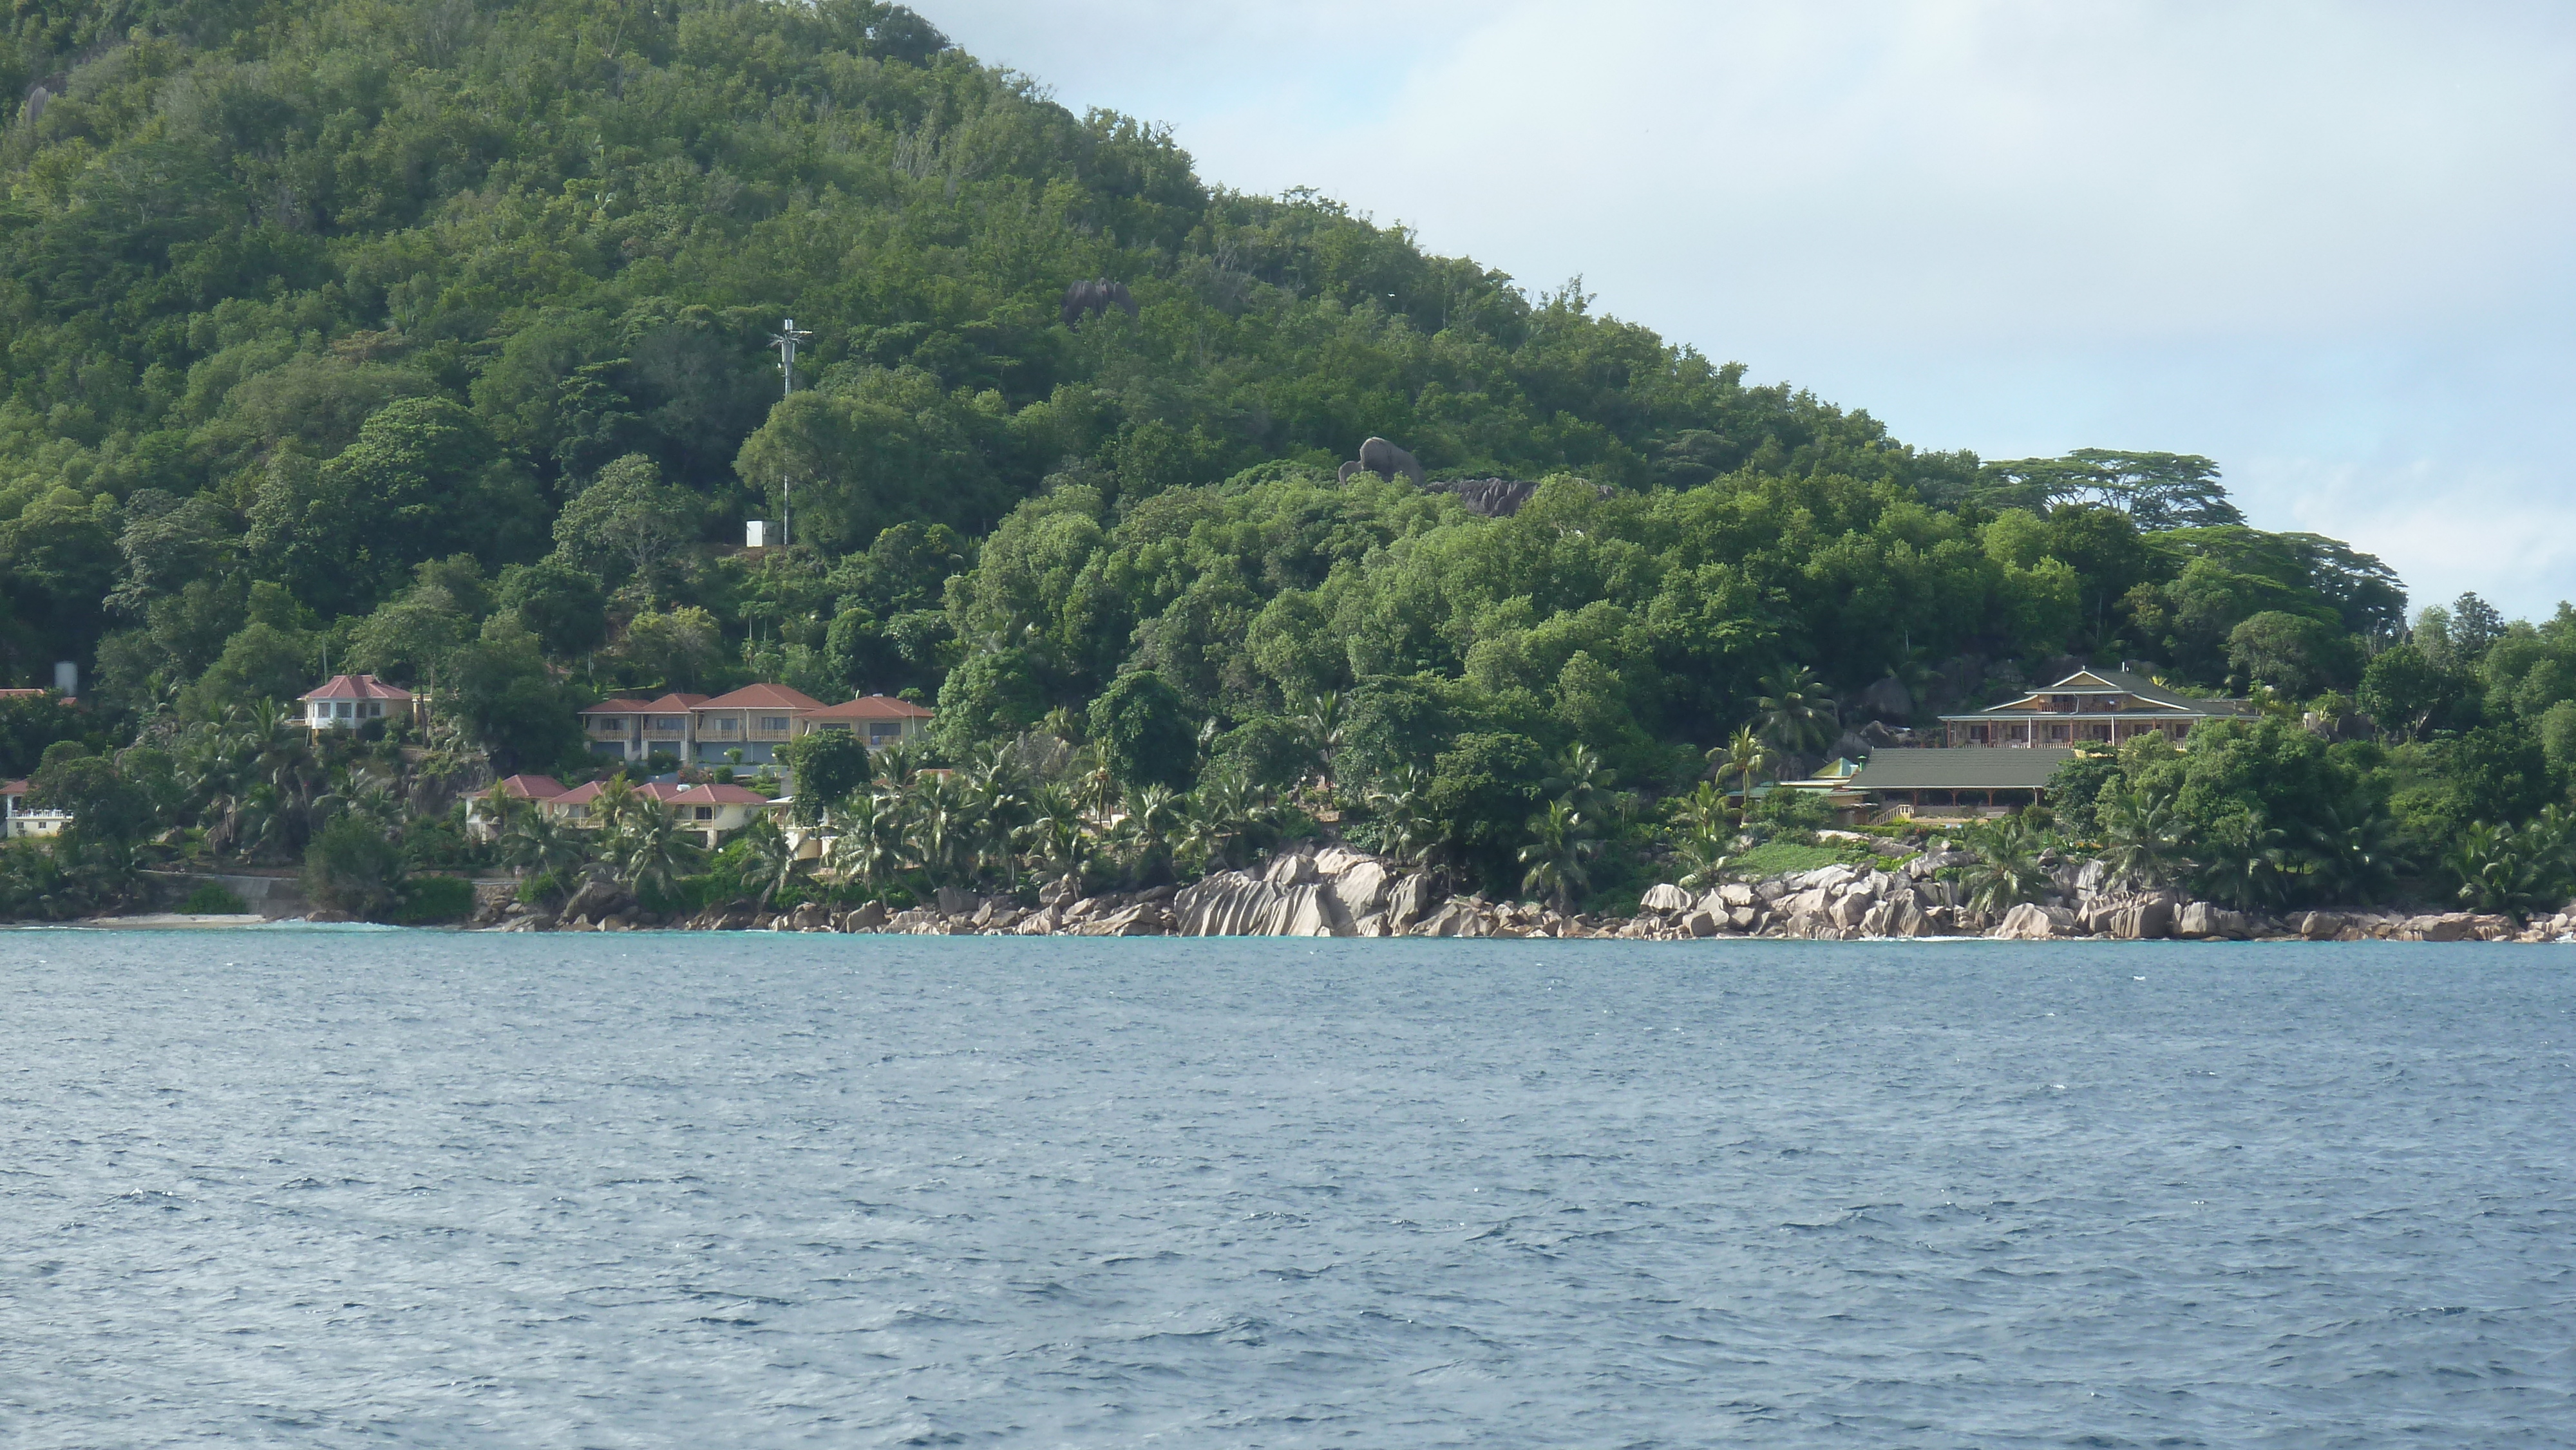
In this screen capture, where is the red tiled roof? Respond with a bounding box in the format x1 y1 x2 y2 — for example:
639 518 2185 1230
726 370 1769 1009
302 673 415 702
697 683 824 711
806 693 935 720
1 779 25 796
583 693 711 715
553 780 772 807
495 775 568 799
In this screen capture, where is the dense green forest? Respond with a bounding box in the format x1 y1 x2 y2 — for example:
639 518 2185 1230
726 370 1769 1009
4 0 2571 918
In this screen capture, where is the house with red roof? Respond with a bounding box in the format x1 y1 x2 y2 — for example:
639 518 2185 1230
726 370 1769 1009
300 673 424 731
543 778 775 845
687 683 825 765
577 692 708 763
799 693 936 751
464 775 571 842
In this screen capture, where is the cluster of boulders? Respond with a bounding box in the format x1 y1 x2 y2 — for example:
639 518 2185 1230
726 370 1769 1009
466 840 2576 943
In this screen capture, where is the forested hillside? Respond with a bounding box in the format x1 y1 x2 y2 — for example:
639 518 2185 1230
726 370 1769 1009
6 0 2573 917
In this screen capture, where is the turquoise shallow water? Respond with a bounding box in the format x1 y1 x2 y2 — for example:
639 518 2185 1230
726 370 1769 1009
3 931 2571 1447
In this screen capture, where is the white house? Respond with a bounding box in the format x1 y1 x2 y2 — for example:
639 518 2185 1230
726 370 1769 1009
799 693 936 750
544 779 777 847
301 673 424 731
2 779 71 840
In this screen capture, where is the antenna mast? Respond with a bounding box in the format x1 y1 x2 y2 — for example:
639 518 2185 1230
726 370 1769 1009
767 317 812 547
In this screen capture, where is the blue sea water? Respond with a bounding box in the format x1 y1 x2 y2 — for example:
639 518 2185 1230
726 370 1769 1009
1 932 2570 1448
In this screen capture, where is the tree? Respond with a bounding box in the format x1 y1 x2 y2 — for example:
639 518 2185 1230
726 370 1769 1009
305 812 406 918
779 730 875 824
1712 726 1774 830
618 607 724 691
2226 611 2361 699
934 649 1045 754
549 453 701 598
1517 798 1602 912
1958 814 2050 916
2359 644 2477 741
1087 670 1197 791
1754 665 1837 756
495 561 608 659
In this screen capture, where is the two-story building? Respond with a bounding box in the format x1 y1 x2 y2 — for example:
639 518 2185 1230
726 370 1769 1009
687 684 824 765
301 674 426 731
2 779 71 840
799 693 936 750
1939 668 2248 748
579 693 710 762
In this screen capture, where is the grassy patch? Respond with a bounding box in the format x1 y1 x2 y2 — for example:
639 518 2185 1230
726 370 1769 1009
178 881 250 914
1729 840 1874 880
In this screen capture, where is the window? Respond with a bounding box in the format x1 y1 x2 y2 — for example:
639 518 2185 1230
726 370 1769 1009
337 701 354 718
652 716 683 731
761 716 790 733
694 806 714 820
711 717 737 733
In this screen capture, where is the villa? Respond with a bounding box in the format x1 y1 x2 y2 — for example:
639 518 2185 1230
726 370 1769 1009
1940 667 2248 748
301 673 425 731
800 693 935 749
543 778 775 847
2 779 71 840
580 686 936 764
1848 748 2074 822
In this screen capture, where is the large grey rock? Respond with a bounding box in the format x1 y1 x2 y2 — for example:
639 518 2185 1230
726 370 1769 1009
2176 902 2250 939
1331 860 1392 920
1265 854 1318 887
1682 909 1720 937
1278 885 1356 937
1387 873 1445 932
1641 883 1694 914
1313 846 1373 878
1717 882 1758 909
560 872 631 923
1993 902 2076 939
842 900 888 932
2107 898 2175 940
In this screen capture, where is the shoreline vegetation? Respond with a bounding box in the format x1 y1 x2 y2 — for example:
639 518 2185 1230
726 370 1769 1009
8 2 2576 936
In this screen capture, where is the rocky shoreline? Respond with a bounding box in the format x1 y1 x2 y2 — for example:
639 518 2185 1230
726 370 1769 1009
472 842 2576 945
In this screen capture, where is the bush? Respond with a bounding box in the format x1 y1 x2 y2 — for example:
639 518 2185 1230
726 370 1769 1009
390 874 477 924
305 814 406 918
178 881 251 914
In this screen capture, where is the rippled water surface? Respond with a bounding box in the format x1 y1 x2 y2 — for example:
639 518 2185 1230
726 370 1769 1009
4 932 2571 1447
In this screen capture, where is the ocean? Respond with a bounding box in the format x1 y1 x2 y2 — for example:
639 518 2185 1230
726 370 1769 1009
3 930 2569 1447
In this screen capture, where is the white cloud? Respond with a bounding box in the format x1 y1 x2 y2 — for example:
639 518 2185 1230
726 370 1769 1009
930 0 2576 614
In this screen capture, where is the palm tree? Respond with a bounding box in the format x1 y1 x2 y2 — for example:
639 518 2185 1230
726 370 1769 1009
2194 813 2294 911
827 787 908 896
1754 665 1838 757
911 770 974 887
1959 813 2050 916
1117 782 1186 885
2096 784 2188 889
604 800 699 901
1016 781 1095 887
1363 764 1439 865
2301 795 2402 906
1294 690 1346 793
1548 743 1611 818
1518 798 1602 914
500 807 589 883
736 812 805 907
1710 726 1774 831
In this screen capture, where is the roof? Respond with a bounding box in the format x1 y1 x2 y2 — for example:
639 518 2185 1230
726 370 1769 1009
553 780 772 807
0 689 73 703
1 779 24 796
1850 747 2076 792
302 673 415 702
1942 667 2247 722
582 693 711 715
697 683 825 711
805 693 935 721
495 775 567 799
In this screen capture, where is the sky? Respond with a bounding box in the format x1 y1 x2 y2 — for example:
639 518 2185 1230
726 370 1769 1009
925 0 2576 621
